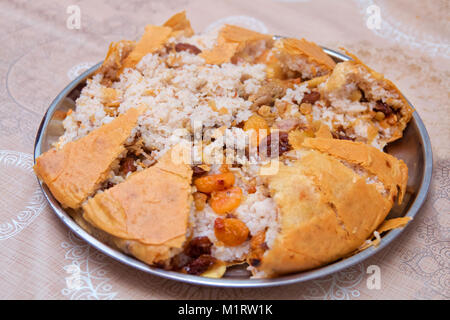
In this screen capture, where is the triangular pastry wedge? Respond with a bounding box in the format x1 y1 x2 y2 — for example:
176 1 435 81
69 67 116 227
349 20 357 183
34 107 143 209
275 38 336 79
82 149 192 245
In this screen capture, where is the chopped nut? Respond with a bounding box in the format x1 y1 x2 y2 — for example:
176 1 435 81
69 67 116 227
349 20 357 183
387 114 398 125
373 100 393 117
299 103 313 115
257 105 272 117
274 100 288 115
304 75 327 88
300 91 321 104
174 43 201 55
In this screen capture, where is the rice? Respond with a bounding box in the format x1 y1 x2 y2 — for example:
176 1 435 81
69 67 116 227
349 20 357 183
190 177 279 262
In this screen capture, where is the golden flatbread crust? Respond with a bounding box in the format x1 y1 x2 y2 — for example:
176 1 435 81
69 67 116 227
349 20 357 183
302 138 408 203
200 25 272 65
70 209 184 267
34 107 143 209
257 139 408 277
275 38 336 76
82 149 193 246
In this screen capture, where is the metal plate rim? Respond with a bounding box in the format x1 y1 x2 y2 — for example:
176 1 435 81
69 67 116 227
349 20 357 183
34 48 433 288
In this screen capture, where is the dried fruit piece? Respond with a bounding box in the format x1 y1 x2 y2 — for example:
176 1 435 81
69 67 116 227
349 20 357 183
248 230 269 266
301 91 321 104
121 157 136 175
175 43 201 55
184 236 213 258
193 192 208 211
375 111 386 121
373 100 393 117
194 172 235 193
214 217 250 246
243 114 269 145
299 102 312 115
184 255 216 275
259 131 291 157
349 90 362 102
192 165 207 176
210 187 243 214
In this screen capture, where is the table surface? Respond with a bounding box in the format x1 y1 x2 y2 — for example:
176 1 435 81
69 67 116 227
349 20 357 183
0 0 448 300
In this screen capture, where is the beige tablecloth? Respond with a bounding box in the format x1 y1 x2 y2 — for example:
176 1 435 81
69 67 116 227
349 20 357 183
0 0 448 300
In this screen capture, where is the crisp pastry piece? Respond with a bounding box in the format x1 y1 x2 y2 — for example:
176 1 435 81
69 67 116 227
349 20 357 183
95 11 194 84
69 209 184 268
162 10 194 37
94 40 136 85
34 107 143 209
274 38 336 79
251 138 408 277
317 51 413 146
121 25 173 71
82 149 192 265
200 25 273 65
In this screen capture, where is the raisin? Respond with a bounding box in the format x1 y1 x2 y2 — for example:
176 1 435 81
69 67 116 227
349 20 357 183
249 258 261 267
184 255 216 275
184 236 213 258
373 100 393 116
175 43 201 55
260 132 291 157
121 157 136 175
170 253 193 270
332 127 355 141
105 181 114 189
300 91 321 104
192 165 207 176
359 89 368 102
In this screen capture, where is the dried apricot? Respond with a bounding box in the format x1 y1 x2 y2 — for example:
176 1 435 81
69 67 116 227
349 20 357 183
243 114 269 145
210 187 243 214
214 217 249 247
194 172 235 193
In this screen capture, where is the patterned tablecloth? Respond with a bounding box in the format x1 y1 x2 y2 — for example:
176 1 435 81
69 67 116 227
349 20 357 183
0 0 448 300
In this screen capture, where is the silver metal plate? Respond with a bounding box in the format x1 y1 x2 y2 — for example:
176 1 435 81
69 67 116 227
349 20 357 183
34 48 433 288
